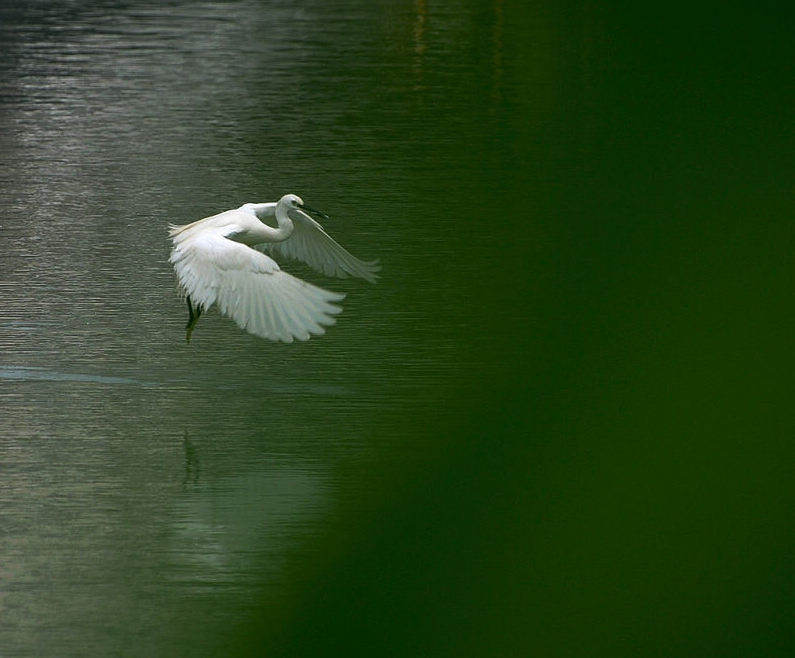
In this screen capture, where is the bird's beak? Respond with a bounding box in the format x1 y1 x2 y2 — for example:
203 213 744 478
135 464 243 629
300 203 330 223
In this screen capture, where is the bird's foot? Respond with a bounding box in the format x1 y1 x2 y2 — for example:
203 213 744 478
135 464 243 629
185 296 202 343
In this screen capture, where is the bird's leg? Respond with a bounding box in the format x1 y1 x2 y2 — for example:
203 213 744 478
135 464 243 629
185 295 202 343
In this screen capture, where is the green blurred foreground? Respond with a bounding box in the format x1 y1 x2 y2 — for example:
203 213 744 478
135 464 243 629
232 5 793 656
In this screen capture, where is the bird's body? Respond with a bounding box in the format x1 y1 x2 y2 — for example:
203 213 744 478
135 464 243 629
169 194 379 343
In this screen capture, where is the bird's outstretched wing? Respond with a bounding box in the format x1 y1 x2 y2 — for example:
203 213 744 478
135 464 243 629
258 209 381 283
170 225 344 343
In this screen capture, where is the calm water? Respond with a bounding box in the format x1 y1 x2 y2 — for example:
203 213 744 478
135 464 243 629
1 2 791 656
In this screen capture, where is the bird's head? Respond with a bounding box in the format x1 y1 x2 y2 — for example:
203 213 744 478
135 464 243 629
279 193 330 223
280 193 304 208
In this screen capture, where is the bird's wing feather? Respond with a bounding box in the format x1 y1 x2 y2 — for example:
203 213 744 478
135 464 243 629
169 225 344 343
258 209 380 283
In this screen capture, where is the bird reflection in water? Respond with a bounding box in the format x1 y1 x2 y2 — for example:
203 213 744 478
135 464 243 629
182 431 200 489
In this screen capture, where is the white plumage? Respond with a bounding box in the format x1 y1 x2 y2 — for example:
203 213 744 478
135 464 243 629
169 194 379 343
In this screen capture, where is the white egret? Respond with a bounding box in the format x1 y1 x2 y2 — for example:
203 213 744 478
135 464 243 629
169 194 379 343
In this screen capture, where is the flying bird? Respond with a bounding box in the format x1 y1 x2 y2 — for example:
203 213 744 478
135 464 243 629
169 194 379 343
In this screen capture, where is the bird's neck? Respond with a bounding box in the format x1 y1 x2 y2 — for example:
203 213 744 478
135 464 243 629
271 205 295 242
